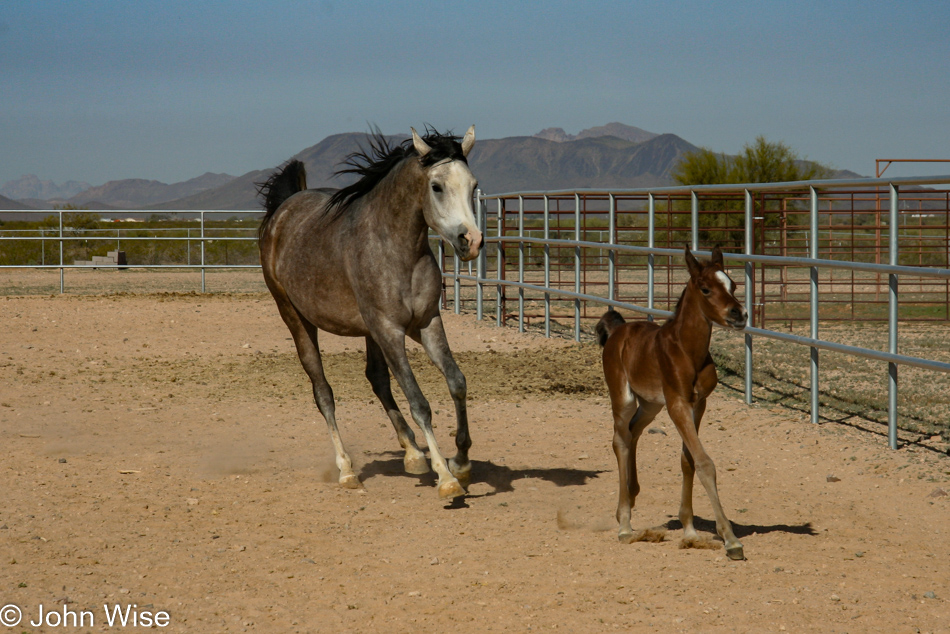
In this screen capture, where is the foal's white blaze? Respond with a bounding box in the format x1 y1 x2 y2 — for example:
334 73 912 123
715 270 736 295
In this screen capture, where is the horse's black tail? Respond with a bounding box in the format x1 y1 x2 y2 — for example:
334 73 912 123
256 159 307 238
595 308 625 347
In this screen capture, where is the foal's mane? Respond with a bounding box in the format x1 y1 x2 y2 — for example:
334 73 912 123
326 126 467 216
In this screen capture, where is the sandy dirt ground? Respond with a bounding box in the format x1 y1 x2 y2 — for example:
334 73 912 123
1 290 949 633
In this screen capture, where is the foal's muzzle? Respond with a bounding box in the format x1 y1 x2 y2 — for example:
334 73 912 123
726 306 748 329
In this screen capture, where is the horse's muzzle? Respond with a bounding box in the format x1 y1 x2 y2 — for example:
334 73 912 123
457 230 483 261
726 306 748 329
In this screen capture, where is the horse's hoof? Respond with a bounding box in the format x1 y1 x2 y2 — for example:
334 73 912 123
438 479 465 500
339 474 361 489
448 458 471 488
726 544 746 560
618 530 635 544
404 454 429 475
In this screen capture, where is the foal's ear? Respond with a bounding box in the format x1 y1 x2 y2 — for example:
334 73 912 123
461 124 475 157
684 245 702 278
710 245 724 268
411 127 432 157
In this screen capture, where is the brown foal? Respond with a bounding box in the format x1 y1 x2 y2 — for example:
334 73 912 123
595 246 748 560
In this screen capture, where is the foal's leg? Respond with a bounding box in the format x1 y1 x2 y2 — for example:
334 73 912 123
667 397 744 559
678 397 705 542
277 302 359 489
364 337 428 475
373 324 464 500
614 399 664 543
415 315 472 488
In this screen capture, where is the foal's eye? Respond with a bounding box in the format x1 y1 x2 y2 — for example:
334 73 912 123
700 287 711 296
431 183 443 194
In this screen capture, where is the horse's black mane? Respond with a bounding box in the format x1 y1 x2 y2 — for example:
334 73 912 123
327 125 467 215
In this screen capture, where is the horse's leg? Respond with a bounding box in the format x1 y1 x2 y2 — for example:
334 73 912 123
615 399 663 543
364 336 428 475
667 396 744 559
276 301 359 489
608 379 640 541
678 396 705 542
415 316 471 488
373 325 464 500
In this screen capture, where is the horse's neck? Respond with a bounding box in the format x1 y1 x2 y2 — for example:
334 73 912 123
357 160 428 248
665 287 712 362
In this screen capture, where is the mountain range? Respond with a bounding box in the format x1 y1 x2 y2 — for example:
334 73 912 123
0 123 858 212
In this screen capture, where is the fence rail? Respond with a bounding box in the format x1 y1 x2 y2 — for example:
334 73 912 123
438 174 950 450
0 209 261 292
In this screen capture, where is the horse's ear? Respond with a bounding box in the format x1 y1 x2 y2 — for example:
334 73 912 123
710 245 724 268
411 128 432 157
461 124 475 157
684 245 702 278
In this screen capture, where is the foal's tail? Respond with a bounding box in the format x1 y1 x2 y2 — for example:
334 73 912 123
256 159 307 238
595 308 626 347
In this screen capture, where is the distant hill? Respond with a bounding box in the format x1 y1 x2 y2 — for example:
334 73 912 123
68 172 235 209
0 174 92 200
155 130 699 209
467 133 699 192
141 169 271 211
9 124 872 212
534 122 659 145
146 133 408 210
0 194 36 210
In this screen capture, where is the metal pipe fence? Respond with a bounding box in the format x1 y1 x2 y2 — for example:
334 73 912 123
0 209 260 292
4 177 950 449
440 175 950 449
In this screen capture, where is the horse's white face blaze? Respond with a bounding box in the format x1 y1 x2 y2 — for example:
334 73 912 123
707 268 747 329
423 159 482 261
715 270 735 294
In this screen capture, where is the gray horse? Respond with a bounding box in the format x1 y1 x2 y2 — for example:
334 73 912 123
257 126 481 500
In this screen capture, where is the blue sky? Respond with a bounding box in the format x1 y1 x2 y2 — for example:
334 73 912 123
2 0 949 188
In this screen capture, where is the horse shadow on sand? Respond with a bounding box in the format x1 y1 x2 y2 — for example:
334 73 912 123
661 515 818 539
359 451 605 508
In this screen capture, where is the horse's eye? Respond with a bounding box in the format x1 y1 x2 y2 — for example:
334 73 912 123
431 183 443 194
701 287 711 296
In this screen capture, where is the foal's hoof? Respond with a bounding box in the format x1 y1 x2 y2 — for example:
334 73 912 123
339 474 361 489
438 479 465 500
404 454 430 475
725 544 746 561
619 528 667 544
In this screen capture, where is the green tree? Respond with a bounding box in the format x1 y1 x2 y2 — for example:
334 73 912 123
670 136 832 246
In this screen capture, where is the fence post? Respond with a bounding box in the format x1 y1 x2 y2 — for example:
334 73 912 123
476 193 486 320
809 187 820 424
744 189 754 404
608 193 616 303
888 184 900 449
647 193 656 321
543 195 551 338
497 198 504 327
200 211 206 293
691 190 699 251
59 210 64 294
574 193 581 342
518 195 525 333
647 193 655 322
